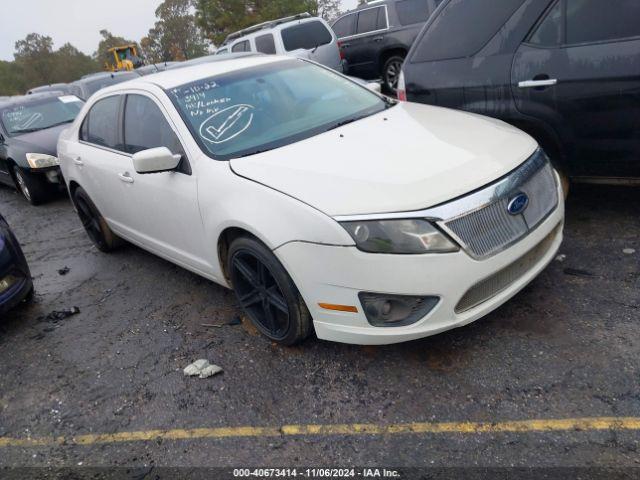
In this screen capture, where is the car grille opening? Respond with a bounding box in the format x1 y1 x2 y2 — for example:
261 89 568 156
454 223 562 314
444 160 558 259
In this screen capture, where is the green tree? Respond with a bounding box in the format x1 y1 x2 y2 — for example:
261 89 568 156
0 61 26 96
142 0 209 63
53 43 99 82
13 33 56 89
195 0 319 46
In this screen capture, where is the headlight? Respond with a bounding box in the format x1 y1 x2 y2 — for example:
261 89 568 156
26 153 59 169
340 219 459 254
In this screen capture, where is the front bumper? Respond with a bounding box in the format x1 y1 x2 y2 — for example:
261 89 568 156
275 186 564 345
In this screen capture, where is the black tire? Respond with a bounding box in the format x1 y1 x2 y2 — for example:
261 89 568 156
73 187 122 252
12 166 51 205
382 55 405 95
228 236 313 346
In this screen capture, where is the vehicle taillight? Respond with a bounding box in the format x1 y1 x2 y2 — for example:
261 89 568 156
337 42 345 60
397 71 407 101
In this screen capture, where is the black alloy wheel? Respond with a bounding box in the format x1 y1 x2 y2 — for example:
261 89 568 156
228 236 312 345
383 55 405 95
73 187 121 252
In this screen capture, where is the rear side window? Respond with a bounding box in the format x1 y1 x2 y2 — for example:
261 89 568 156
216 48 229 55
81 95 121 150
255 34 277 54
411 0 526 62
356 7 386 34
123 94 183 155
232 40 250 52
565 0 640 44
332 14 356 38
395 0 438 26
281 21 333 51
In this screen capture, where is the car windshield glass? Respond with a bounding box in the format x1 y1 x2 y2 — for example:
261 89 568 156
168 60 387 160
0 96 84 136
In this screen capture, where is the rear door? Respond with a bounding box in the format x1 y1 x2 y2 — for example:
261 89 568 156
74 94 133 226
339 6 389 79
512 0 640 177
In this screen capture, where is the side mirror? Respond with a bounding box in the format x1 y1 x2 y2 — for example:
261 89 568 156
132 147 181 174
365 82 381 94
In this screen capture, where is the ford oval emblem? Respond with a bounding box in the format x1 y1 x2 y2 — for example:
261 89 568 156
507 192 529 215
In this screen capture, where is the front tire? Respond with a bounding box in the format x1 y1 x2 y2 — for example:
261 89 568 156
12 166 51 205
73 187 122 252
228 236 313 346
382 55 405 95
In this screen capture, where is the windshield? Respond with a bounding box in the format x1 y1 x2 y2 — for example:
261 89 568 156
1 95 84 136
168 60 387 160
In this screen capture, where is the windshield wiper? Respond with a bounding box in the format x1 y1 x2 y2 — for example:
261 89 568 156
11 127 42 134
324 114 370 132
238 147 279 158
45 119 74 129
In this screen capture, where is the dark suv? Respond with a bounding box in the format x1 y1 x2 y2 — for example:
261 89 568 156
400 0 640 180
332 0 441 93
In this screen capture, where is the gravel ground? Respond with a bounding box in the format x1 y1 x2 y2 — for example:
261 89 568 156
0 182 638 475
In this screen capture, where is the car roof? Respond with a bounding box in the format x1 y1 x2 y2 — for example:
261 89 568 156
95 54 287 93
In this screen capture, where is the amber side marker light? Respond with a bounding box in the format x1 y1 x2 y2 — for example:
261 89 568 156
318 303 358 313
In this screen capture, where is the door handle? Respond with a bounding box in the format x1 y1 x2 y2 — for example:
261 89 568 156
118 172 134 184
372 36 384 42
518 78 558 88
72 156 83 166
341 43 351 48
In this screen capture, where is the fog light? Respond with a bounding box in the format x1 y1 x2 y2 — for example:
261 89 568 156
358 293 439 327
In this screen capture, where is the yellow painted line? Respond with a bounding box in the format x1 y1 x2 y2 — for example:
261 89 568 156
1 417 639 448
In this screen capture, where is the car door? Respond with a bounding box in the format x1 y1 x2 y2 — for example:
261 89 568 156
119 92 210 272
0 126 12 187
512 0 640 177
73 94 133 226
351 6 389 79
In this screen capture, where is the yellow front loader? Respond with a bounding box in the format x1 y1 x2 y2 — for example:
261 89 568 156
105 45 145 72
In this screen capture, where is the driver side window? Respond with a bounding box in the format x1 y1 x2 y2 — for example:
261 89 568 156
123 94 190 174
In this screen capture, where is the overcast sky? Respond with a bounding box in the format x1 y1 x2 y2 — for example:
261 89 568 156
0 0 358 61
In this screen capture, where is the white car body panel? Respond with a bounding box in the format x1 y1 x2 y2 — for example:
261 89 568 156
57 56 564 344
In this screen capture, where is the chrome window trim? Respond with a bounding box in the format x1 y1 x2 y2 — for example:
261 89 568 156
334 149 559 259
334 5 390 40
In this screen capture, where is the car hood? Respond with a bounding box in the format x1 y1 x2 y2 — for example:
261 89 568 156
230 102 538 216
9 123 69 158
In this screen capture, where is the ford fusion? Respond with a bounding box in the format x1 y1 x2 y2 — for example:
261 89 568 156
0 93 84 205
57 56 564 345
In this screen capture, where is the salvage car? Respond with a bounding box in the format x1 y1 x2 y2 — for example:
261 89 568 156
0 213 32 315
399 0 640 180
27 83 75 96
218 13 345 73
0 93 84 204
58 55 564 345
332 0 442 93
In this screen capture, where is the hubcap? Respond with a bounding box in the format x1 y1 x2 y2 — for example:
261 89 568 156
75 197 103 247
231 251 290 339
14 170 31 201
385 60 403 92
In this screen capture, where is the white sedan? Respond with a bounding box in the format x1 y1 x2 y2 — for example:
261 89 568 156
58 55 564 345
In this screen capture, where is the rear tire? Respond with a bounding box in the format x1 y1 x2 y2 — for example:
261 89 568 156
382 55 405 95
228 236 313 346
73 187 122 252
12 166 51 205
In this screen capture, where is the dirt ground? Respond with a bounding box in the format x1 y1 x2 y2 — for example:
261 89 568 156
0 182 638 477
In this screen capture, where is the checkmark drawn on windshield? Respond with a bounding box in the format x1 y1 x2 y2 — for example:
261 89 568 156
199 104 254 144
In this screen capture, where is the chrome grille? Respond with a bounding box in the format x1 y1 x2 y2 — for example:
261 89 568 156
455 224 561 314
442 152 558 259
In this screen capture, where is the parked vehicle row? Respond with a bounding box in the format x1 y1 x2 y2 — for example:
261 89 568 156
57 55 564 346
332 0 442 94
